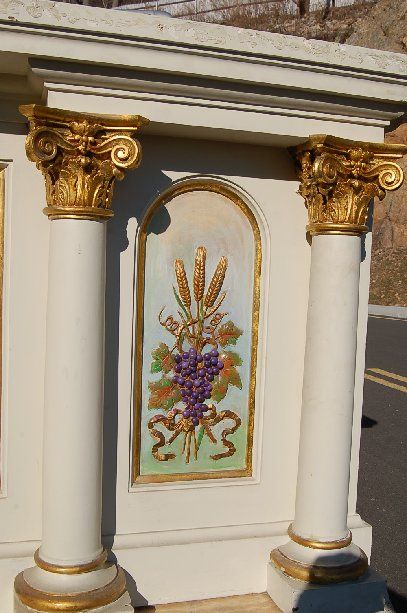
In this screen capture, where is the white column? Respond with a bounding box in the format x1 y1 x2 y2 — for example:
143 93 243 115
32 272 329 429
269 134 406 597
41 219 106 565
293 234 360 542
270 233 367 582
15 104 148 612
17 218 125 606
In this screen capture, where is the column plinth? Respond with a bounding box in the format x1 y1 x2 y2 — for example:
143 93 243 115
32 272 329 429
14 105 148 612
269 135 406 598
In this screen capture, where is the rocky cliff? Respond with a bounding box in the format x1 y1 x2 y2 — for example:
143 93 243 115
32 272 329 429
214 0 407 305
347 0 406 305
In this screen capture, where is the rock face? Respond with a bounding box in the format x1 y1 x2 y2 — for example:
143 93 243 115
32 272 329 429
373 124 407 251
345 0 407 253
347 0 407 53
368 124 407 306
346 0 407 305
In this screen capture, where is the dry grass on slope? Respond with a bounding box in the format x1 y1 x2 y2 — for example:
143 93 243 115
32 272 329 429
195 0 376 43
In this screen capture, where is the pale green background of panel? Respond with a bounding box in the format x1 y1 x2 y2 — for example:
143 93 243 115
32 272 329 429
140 190 256 476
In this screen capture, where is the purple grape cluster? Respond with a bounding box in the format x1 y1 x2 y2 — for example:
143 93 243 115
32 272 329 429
172 347 224 427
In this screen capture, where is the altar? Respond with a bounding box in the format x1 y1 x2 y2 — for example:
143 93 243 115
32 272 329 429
0 1 406 611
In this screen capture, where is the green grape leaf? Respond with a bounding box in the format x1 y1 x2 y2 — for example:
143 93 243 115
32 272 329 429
148 376 181 411
222 351 243 390
196 425 205 451
224 366 242 390
211 377 229 402
150 343 174 374
211 350 243 402
217 320 243 347
222 350 243 368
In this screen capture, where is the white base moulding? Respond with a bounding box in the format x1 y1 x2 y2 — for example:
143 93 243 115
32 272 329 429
267 565 394 613
0 517 372 610
14 591 133 613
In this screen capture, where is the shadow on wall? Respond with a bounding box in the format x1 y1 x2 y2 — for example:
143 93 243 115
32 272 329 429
101 134 296 606
101 138 174 606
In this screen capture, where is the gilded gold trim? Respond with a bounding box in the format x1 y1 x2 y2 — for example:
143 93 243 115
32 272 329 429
14 566 126 612
43 206 114 221
19 104 149 221
270 547 368 584
34 549 108 575
132 180 261 485
287 524 352 550
292 134 407 236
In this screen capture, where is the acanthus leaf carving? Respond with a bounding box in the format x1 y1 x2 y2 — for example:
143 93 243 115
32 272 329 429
293 136 406 236
20 105 149 220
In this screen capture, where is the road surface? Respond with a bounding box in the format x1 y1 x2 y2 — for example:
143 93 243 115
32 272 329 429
358 315 407 612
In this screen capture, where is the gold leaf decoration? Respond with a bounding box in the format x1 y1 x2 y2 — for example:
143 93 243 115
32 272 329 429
293 135 406 236
174 259 191 309
19 104 149 220
193 246 206 302
204 256 228 308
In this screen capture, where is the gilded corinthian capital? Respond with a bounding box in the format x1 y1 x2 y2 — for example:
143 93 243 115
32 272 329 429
293 135 407 236
19 105 149 221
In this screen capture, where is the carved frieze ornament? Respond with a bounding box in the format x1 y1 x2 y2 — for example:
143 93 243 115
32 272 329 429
19 105 149 220
293 135 407 236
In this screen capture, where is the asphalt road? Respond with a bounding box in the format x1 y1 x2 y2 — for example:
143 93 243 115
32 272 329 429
357 316 407 613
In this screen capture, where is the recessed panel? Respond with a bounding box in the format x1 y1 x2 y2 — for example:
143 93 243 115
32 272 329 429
133 183 260 483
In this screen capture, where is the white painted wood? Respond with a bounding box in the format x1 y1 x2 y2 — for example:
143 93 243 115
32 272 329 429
13 217 126 605
0 1 404 610
41 219 106 565
293 235 362 542
0 513 371 558
0 134 47 546
270 232 372 589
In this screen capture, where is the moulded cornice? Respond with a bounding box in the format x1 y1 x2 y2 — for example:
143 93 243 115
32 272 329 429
1 0 406 143
27 59 404 129
0 0 406 79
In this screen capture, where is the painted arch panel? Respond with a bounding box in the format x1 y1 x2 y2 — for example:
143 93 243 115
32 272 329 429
133 181 261 484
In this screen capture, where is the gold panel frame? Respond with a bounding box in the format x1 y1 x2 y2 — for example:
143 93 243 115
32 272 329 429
132 181 262 484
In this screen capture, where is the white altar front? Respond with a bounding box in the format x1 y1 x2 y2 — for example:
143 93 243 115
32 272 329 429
0 1 406 611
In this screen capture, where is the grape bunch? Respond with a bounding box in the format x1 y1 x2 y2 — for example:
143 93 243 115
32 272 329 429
172 347 224 427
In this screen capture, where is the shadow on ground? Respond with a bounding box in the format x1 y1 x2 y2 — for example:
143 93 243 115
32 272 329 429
388 588 407 613
361 414 378 428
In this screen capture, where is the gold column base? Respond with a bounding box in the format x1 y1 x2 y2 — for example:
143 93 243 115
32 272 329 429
287 524 352 550
270 547 368 584
14 566 127 612
33 549 108 575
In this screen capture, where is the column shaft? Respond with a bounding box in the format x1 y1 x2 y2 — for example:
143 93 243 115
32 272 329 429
15 104 148 612
269 134 406 590
293 234 360 541
41 219 106 565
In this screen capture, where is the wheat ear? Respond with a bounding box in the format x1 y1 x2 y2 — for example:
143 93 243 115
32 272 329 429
174 259 191 309
193 246 206 302
204 256 228 308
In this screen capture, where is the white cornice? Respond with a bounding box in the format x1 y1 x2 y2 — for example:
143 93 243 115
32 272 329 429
1 0 406 78
29 59 401 127
0 0 406 143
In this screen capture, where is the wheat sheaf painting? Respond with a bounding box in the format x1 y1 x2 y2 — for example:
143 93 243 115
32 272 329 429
134 185 261 483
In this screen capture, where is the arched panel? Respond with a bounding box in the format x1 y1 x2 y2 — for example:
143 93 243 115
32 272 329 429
132 180 261 484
